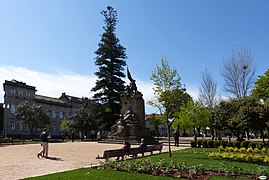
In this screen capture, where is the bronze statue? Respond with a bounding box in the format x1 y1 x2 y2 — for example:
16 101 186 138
127 67 137 93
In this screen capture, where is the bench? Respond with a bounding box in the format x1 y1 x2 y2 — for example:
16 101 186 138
0 138 25 146
10 138 25 145
96 143 163 160
96 149 125 160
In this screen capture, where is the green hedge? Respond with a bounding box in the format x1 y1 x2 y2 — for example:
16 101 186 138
190 139 267 149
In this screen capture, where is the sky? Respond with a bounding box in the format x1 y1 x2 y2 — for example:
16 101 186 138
0 0 268 113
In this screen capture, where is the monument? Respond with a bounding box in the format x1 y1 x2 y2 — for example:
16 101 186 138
109 67 154 143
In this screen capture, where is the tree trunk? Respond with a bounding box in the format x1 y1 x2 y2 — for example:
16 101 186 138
167 123 172 157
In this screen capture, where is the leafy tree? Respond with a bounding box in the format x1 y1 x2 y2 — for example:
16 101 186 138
69 107 96 139
150 114 164 138
148 57 191 157
92 6 126 130
252 68 269 103
211 97 268 141
174 101 210 139
16 101 51 138
210 100 235 139
221 45 256 99
60 117 69 132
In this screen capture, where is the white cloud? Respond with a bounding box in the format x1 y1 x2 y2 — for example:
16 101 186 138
0 65 95 102
185 84 199 100
0 65 201 114
0 66 156 113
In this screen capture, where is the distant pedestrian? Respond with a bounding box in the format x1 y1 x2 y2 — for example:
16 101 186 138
139 138 147 148
174 130 179 147
97 131 101 141
37 128 50 159
71 130 75 142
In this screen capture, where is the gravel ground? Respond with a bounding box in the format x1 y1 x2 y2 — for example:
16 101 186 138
0 141 189 180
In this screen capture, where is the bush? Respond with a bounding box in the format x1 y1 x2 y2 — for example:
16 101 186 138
208 140 215 148
191 141 197 148
257 142 266 150
202 140 208 148
197 140 203 148
227 141 234 147
233 141 241 148
221 140 228 148
214 140 220 148
249 142 256 149
240 141 250 149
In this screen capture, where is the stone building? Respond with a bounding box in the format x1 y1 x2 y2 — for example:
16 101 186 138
2 80 91 138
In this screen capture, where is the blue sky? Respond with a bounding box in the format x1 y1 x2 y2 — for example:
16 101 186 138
0 0 269 113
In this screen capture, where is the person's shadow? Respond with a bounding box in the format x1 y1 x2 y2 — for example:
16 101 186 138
45 157 63 161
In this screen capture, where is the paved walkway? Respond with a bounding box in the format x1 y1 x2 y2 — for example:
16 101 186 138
0 141 189 180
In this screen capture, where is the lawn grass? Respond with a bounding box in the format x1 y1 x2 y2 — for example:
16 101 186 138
24 168 180 180
24 148 269 179
145 148 269 175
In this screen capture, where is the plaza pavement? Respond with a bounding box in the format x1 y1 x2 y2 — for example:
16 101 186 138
0 141 190 180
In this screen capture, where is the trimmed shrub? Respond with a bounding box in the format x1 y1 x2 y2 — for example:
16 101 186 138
227 141 234 147
249 142 256 149
240 141 250 149
233 141 241 148
220 140 228 148
202 140 208 148
197 140 203 148
214 140 220 148
191 141 197 148
208 140 215 148
257 142 266 150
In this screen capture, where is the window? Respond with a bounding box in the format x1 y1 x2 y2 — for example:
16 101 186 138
24 124 29 131
59 112 63 119
18 123 23 131
66 112 70 119
52 111 56 119
10 105 16 114
10 89 16 95
10 122 15 130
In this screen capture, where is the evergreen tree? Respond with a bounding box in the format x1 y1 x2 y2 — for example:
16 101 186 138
92 6 126 130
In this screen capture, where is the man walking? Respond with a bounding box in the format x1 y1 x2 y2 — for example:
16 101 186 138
174 130 180 147
37 128 49 159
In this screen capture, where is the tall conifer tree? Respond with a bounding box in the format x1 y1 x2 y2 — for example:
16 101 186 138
92 6 126 130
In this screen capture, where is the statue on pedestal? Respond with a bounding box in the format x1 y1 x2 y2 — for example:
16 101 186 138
109 67 154 143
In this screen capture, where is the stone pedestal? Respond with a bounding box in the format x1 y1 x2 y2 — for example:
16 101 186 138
109 91 155 143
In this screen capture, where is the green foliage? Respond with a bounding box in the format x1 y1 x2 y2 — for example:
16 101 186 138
197 140 203 148
202 140 208 148
249 142 256 149
191 141 197 148
69 108 96 133
60 117 69 132
220 140 228 148
227 141 234 147
16 101 51 138
214 140 220 148
207 140 215 148
257 142 267 150
91 6 126 130
211 97 268 141
174 101 210 136
252 68 269 102
240 141 250 149
150 114 164 137
149 57 191 157
233 141 241 148
25 168 176 180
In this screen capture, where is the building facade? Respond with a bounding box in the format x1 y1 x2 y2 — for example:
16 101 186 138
2 80 91 138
